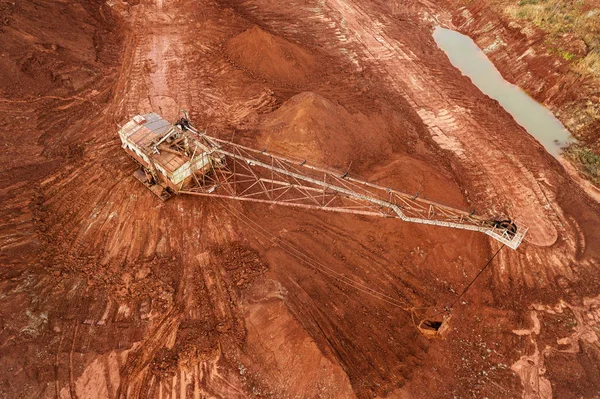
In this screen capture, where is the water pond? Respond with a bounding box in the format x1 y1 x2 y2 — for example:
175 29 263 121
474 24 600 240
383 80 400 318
433 27 573 157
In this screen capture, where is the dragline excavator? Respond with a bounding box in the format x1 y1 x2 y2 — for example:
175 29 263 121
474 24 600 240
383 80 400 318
118 113 527 250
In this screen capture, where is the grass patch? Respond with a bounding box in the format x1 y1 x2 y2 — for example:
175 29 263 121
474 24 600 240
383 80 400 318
565 144 600 185
574 49 600 75
560 50 576 61
548 47 578 61
505 0 600 76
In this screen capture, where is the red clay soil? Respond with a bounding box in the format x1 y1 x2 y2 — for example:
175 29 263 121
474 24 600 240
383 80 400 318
1 0 600 398
0 0 121 98
257 91 418 170
225 26 318 87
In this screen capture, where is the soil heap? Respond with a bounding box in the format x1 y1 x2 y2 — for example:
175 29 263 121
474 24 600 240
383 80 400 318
225 25 317 86
258 91 414 170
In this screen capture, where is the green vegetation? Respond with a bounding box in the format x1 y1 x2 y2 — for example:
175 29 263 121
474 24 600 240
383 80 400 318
518 0 540 6
574 49 600 75
565 144 600 185
548 47 578 61
560 50 576 61
506 0 600 76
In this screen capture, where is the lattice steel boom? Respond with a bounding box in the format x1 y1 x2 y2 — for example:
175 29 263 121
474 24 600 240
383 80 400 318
177 126 527 250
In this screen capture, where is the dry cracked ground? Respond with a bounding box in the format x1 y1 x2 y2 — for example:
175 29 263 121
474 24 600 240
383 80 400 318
1 0 600 398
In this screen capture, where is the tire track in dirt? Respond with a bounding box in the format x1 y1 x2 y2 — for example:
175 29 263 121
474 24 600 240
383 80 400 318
205 3 600 396
321 0 558 247
46 1 275 397
228 0 599 293
271 0 598 293
5 0 599 397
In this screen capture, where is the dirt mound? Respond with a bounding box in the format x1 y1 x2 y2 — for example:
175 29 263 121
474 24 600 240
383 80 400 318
258 91 401 169
258 92 350 166
225 25 317 86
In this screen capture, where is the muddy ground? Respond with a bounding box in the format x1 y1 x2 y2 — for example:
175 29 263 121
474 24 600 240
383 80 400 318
1 0 600 398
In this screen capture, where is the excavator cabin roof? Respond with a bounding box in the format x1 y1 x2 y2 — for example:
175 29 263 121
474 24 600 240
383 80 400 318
119 113 220 187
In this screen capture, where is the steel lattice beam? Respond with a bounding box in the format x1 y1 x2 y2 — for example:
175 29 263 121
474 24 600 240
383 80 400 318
179 130 527 249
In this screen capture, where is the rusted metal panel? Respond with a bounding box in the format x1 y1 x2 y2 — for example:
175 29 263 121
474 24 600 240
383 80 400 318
154 150 187 174
128 126 160 149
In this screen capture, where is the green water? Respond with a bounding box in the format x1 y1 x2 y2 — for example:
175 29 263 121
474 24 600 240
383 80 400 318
433 27 573 157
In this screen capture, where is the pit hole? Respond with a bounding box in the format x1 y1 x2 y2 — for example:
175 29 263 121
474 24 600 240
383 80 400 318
421 320 443 331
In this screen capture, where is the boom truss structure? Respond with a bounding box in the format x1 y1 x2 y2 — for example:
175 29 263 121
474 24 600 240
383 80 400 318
178 127 527 250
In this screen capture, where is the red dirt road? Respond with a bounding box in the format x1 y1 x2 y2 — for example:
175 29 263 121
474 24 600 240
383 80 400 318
1 0 600 398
